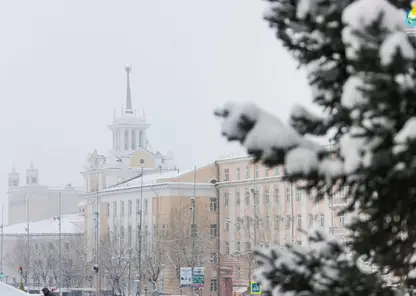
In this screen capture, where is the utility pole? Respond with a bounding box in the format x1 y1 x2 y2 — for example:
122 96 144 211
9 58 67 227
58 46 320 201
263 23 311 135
58 193 62 296
248 164 257 285
190 166 197 296
26 194 30 288
0 204 4 280
95 190 100 296
291 182 295 244
137 160 144 296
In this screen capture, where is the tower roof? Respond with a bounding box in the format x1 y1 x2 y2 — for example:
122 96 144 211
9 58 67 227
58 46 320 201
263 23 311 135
125 64 133 114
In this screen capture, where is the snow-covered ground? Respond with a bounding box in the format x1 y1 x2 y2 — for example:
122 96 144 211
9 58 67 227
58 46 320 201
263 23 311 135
0 282 29 295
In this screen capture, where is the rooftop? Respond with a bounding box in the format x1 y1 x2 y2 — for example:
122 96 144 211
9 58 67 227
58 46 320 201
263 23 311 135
102 168 196 192
3 213 84 235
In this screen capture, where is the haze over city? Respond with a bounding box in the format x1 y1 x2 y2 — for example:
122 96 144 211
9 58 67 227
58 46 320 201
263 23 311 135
0 0 313 212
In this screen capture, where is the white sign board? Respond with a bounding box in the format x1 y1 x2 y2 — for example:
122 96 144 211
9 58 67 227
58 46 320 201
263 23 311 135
180 267 192 287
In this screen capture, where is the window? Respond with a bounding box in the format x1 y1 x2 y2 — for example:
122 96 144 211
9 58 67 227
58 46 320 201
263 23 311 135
120 201 125 216
265 194 269 204
225 222 229 231
236 267 241 279
121 227 125 240
340 213 345 226
224 192 229 207
265 168 269 177
132 129 136 150
320 214 325 227
128 200 132 215
296 190 301 201
128 225 132 241
210 198 217 211
274 186 279 202
286 215 291 229
136 199 140 214
265 216 269 229
255 165 259 178
210 224 218 237
210 279 218 292
286 187 291 201
124 129 129 150
297 214 302 228
296 240 302 245
224 168 229 181
237 168 241 180
236 218 241 231
113 202 117 216
276 166 281 175
225 241 230 255
275 215 280 229
236 242 241 252
236 190 241 205
245 189 250 205
309 214 313 228
211 252 218 263
246 166 250 179
31 177 37 184
246 216 250 229
144 199 148 213
245 241 251 251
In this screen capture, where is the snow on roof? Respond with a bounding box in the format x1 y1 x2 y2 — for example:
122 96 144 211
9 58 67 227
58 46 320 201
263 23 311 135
103 168 196 192
0 282 29 295
3 213 84 235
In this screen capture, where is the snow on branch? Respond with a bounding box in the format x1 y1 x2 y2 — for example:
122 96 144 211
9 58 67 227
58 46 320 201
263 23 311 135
214 102 344 187
290 104 329 136
253 229 398 295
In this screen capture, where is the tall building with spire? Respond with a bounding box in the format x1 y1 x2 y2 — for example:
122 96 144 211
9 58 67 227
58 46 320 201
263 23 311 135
7 162 83 225
81 65 176 193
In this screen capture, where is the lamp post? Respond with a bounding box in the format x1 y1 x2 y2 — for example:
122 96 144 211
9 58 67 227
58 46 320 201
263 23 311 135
137 159 144 296
26 194 30 289
54 192 62 296
0 204 4 279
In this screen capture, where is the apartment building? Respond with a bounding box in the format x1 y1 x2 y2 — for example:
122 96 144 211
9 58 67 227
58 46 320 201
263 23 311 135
216 155 348 291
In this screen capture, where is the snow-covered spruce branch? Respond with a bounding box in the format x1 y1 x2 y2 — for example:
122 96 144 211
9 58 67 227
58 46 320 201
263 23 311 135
214 102 343 191
253 229 397 295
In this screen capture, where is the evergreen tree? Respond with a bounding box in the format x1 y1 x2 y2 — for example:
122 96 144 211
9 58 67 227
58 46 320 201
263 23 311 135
215 0 416 294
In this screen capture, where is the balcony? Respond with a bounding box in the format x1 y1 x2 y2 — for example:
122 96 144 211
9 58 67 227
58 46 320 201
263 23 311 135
330 226 348 236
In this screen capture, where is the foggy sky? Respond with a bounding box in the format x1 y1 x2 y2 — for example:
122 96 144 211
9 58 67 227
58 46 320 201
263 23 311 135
0 0 315 209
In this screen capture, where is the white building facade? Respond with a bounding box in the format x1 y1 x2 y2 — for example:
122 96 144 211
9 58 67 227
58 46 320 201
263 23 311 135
7 163 83 225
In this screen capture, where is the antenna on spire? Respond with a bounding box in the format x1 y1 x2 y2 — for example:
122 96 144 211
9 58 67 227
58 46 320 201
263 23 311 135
125 64 133 114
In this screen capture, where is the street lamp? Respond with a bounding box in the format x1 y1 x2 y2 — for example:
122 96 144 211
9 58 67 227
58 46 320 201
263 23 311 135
137 159 145 296
0 204 4 280
54 192 62 296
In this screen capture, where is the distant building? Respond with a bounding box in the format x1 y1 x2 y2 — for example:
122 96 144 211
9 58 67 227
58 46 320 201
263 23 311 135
7 163 83 225
1 213 84 288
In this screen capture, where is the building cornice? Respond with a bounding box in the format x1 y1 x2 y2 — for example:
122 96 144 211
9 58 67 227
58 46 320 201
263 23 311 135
216 176 286 188
216 155 252 164
80 182 216 199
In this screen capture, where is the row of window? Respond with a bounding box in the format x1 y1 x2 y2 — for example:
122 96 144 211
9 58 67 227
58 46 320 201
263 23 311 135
112 199 149 216
223 166 283 182
225 213 344 230
223 185 304 207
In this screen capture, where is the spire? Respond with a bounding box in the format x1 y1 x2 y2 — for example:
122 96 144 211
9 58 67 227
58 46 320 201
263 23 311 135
125 64 133 114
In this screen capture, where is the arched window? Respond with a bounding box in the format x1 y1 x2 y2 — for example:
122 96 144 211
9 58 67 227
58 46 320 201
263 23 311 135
132 129 136 150
124 130 129 150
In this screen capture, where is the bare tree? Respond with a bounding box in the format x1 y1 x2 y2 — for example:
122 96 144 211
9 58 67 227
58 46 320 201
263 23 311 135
100 233 131 295
164 206 217 282
139 231 171 294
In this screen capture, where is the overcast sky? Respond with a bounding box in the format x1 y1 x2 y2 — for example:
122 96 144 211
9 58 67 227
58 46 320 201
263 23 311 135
0 0 315 208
